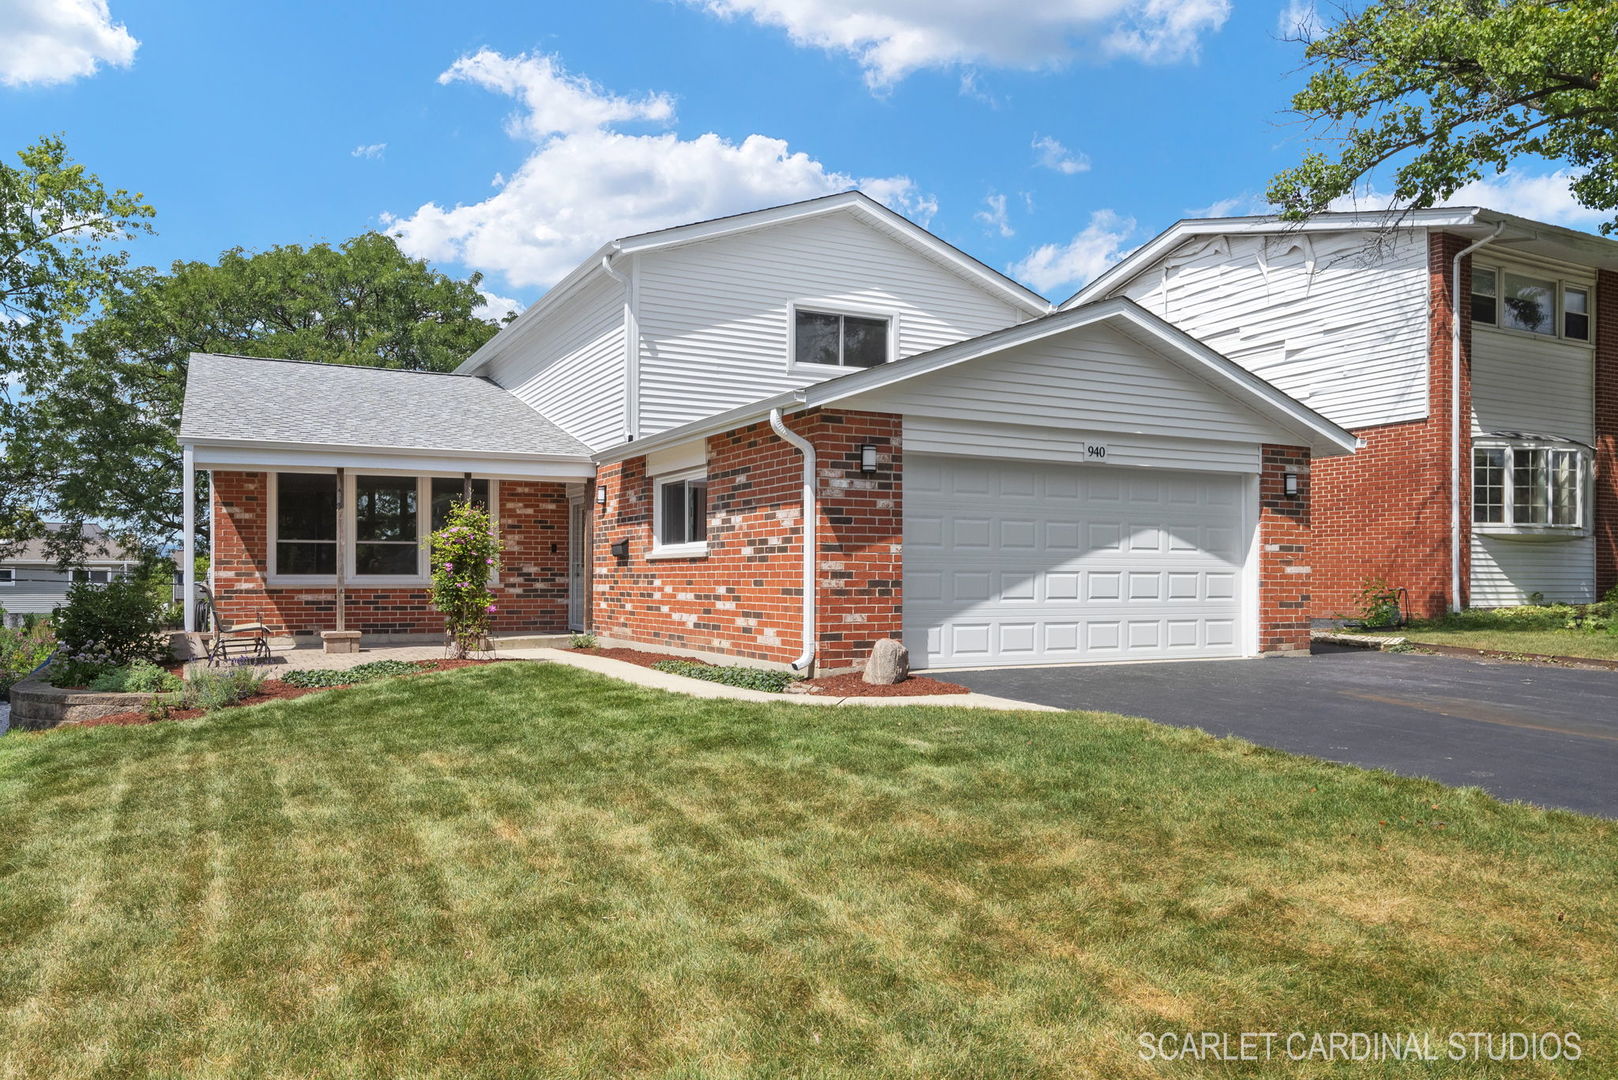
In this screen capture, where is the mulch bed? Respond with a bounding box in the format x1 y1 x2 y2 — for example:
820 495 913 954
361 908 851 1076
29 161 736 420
575 647 970 697
66 659 507 729
794 671 971 697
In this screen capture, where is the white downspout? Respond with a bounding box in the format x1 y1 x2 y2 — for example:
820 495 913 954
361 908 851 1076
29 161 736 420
769 408 817 672
1450 222 1505 613
600 248 640 442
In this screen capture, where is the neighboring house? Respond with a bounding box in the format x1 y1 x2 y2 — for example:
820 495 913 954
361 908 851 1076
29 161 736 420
179 191 1364 672
1066 209 1618 618
0 524 137 625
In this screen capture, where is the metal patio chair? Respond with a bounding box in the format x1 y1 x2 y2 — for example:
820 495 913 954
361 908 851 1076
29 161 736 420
197 583 273 666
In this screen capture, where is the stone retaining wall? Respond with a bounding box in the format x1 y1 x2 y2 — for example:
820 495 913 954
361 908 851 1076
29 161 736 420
7 677 156 731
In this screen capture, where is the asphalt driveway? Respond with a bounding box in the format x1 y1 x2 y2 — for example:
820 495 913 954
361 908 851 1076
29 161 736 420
947 645 1618 818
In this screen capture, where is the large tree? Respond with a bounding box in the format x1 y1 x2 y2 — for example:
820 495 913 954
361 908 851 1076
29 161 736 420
1268 0 1618 229
0 136 153 558
2 232 507 558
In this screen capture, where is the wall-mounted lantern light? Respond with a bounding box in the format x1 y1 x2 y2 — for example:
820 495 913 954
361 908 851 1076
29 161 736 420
610 539 629 559
595 486 607 506
1284 472 1300 498
860 444 878 473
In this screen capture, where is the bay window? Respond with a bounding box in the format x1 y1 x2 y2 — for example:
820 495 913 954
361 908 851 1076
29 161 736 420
1472 443 1587 530
269 472 497 583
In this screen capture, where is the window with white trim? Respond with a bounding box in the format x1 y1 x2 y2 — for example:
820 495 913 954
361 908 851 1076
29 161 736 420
275 473 339 576
793 309 890 368
71 569 112 584
0 568 13 586
652 469 708 556
1472 442 1587 529
353 474 419 576
270 472 498 583
1471 264 1593 342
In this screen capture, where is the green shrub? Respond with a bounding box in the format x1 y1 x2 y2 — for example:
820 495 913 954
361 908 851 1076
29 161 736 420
183 665 265 711
0 617 56 700
569 633 598 649
428 501 504 658
650 659 794 693
280 660 419 689
87 661 182 693
1354 577 1404 628
53 575 169 680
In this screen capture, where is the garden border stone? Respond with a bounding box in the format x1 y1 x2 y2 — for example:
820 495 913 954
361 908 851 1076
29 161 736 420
7 676 161 731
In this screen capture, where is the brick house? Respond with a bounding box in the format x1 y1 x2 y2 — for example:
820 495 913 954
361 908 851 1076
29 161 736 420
179 192 1368 673
1066 208 1618 619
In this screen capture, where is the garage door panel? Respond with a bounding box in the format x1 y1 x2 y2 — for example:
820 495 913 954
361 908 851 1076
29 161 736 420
905 455 1248 668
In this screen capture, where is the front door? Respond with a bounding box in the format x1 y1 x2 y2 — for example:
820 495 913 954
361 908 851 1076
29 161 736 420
567 498 589 630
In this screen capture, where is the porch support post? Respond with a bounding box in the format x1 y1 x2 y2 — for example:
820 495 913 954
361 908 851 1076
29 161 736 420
182 445 196 634
335 467 346 632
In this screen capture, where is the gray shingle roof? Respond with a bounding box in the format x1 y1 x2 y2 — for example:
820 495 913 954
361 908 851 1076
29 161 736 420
180 353 591 458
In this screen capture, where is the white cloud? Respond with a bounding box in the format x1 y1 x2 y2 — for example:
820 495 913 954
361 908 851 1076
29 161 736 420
1187 192 1271 217
1032 135 1090 175
1450 168 1606 229
440 49 674 139
684 0 1230 89
351 143 387 160
0 0 137 87
1011 209 1136 292
975 193 1013 237
473 289 525 323
385 51 929 289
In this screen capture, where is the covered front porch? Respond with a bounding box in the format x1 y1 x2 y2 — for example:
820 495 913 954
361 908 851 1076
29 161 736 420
178 353 598 644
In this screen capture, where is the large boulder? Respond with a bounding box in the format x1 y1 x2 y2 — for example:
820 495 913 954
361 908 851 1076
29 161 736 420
862 638 910 685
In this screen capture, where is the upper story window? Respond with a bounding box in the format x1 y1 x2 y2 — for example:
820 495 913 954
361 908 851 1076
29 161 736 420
0 568 13 586
793 309 890 369
1471 265 1592 342
1473 442 1587 530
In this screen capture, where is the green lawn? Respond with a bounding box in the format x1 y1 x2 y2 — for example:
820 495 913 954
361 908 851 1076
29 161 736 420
1 663 1613 1078
1402 625 1618 661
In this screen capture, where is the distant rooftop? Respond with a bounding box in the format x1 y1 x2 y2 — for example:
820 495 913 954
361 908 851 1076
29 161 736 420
179 353 591 459
1 523 137 564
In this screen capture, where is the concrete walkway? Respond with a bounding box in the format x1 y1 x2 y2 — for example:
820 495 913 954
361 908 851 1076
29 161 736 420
501 648 1061 711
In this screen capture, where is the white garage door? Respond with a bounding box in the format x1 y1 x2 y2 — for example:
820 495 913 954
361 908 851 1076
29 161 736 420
904 455 1249 668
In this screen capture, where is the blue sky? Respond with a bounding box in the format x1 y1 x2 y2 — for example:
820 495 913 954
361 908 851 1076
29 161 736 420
1 0 1598 314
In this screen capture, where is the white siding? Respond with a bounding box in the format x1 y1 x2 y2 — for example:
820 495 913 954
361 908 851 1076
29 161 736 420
847 322 1295 447
1113 230 1430 430
902 418 1261 474
635 213 1027 435
1470 326 1595 442
1471 536 1595 606
487 274 626 451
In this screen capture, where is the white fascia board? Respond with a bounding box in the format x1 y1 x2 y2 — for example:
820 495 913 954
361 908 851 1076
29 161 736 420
1060 207 1485 310
595 299 1357 463
455 242 618 375
184 437 595 479
613 191 1053 317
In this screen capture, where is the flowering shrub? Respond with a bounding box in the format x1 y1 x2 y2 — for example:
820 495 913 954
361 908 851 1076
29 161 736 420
427 501 504 658
0 615 56 699
50 576 170 686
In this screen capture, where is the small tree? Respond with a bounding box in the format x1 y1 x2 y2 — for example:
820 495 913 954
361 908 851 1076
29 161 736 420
427 501 503 658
